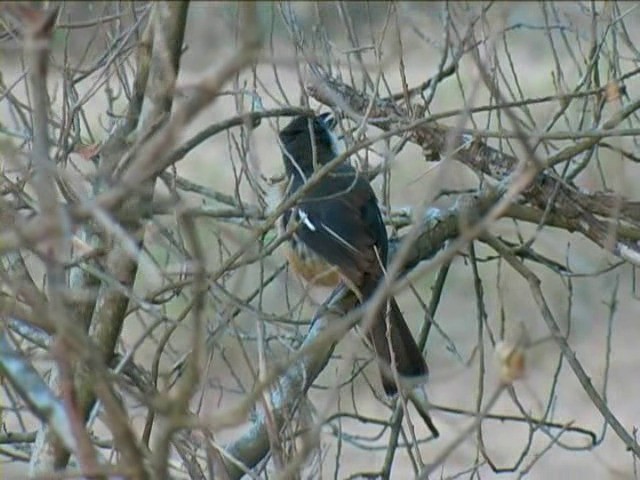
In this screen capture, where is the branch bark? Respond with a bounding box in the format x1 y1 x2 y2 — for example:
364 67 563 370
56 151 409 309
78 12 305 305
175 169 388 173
308 73 640 264
217 188 499 477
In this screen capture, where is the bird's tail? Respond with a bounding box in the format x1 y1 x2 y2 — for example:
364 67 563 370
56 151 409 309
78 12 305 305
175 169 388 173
352 277 439 436
362 286 428 396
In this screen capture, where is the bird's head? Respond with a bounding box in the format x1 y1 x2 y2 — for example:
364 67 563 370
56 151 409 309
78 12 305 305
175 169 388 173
279 113 340 176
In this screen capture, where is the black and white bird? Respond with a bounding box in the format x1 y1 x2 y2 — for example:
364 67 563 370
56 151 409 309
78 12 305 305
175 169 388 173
278 113 430 398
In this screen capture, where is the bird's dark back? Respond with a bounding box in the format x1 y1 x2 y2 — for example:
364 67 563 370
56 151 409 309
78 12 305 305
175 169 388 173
279 116 389 266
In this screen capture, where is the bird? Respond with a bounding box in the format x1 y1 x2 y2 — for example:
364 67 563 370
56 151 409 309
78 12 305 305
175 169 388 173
277 113 430 399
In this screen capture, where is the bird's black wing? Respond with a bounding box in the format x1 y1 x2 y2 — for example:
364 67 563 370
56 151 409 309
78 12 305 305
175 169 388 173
289 172 388 287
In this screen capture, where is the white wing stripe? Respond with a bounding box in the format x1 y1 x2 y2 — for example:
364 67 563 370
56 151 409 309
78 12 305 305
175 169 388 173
294 208 359 254
296 209 317 231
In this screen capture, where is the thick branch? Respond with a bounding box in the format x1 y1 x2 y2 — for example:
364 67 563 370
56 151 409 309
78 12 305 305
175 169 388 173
308 74 640 264
218 189 502 476
219 288 358 478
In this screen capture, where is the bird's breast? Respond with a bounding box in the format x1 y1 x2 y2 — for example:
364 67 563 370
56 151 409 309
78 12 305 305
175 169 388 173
282 220 341 287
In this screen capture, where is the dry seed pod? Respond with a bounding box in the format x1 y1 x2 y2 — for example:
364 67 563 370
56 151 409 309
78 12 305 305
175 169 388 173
495 341 526 384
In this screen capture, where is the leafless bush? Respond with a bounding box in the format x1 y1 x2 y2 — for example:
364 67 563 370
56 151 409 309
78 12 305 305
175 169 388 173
1 2 640 478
